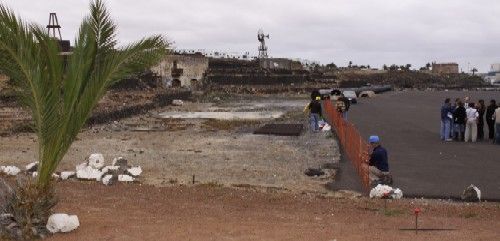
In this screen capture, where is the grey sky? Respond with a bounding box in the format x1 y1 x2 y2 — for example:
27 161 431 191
2 0 499 72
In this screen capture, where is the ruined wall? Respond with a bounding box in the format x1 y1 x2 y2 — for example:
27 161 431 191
432 63 459 74
259 58 303 71
151 54 209 88
205 58 310 86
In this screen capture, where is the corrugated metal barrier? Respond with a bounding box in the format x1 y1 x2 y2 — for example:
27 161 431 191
322 100 371 191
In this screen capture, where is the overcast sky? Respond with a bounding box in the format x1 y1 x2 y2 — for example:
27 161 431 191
2 0 499 72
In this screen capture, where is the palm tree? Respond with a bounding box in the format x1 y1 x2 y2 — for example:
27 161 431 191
471 67 478 76
0 0 167 238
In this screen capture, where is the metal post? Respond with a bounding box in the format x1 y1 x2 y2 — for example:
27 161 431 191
415 214 418 234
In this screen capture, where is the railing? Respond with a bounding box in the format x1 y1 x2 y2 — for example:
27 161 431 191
322 100 371 191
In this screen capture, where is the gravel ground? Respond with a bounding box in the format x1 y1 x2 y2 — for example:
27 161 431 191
0 95 340 193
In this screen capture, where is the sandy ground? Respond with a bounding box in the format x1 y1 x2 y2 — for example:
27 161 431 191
0 96 340 193
45 182 500 241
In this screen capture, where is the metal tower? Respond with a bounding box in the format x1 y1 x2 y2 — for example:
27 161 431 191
46 13 62 40
257 29 269 58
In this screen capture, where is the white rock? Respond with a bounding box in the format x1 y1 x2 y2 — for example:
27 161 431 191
76 163 88 171
102 175 114 185
52 173 60 180
369 184 403 199
172 99 184 106
46 213 80 233
472 185 481 201
462 184 481 202
88 153 105 169
32 172 38 177
118 174 134 182
112 157 128 167
25 162 38 172
2 166 21 176
76 166 103 181
101 165 120 174
127 166 142 177
60 171 76 180
392 188 403 199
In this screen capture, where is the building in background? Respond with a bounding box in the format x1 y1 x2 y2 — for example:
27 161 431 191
484 64 500 86
151 53 209 88
432 63 459 74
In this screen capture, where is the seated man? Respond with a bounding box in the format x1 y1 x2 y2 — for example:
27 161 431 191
368 135 392 185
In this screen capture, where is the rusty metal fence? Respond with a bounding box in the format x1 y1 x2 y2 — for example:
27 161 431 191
322 100 371 191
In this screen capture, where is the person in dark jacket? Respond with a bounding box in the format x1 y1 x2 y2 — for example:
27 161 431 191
450 98 459 139
477 100 486 140
305 96 322 132
486 100 497 141
368 135 391 185
337 93 350 119
440 98 453 141
453 101 467 141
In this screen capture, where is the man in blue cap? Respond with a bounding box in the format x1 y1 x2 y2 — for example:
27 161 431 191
368 135 392 185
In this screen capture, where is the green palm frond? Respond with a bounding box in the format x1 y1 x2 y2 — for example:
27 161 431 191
0 0 168 188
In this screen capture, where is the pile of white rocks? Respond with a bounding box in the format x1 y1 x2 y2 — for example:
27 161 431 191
369 184 403 199
76 154 142 186
0 166 21 176
20 153 142 186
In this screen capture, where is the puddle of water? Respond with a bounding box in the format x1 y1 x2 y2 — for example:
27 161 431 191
157 111 284 120
209 100 307 112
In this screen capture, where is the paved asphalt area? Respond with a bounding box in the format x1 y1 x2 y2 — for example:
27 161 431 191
347 91 500 200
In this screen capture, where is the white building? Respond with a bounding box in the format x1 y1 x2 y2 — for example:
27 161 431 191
484 64 500 86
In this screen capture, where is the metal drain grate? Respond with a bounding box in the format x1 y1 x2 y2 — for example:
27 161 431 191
253 124 303 136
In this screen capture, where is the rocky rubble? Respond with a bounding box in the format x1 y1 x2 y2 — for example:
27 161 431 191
0 153 143 186
0 166 21 176
74 154 140 185
369 184 403 199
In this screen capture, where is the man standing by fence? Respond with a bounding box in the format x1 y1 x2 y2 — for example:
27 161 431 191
337 93 350 120
368 135 392 185
305 96 322 132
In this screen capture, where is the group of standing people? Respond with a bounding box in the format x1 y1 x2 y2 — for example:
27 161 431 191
305 90 351 132
440 96 500 143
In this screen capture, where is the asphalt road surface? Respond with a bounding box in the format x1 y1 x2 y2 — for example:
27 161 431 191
348 90 500 200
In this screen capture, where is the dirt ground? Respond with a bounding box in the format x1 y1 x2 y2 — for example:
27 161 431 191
45 182 500 241
0 95 340 193
2 93 500 240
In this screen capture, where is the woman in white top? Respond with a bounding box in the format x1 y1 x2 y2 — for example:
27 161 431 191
465 103 479 142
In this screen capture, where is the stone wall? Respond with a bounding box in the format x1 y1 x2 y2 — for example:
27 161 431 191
151 54 209 88
432 63 459 74
259 58 303 71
